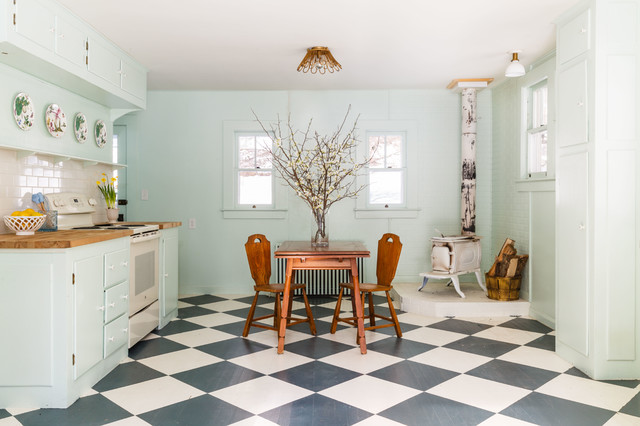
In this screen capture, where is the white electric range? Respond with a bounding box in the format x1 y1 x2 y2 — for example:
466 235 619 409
45 192 160 348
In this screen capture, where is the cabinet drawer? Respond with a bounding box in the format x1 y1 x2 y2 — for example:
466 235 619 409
104 248 129 288
558 8 590 65
104 314 128 359
104 281 128 323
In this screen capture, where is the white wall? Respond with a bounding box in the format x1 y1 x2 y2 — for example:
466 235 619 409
121 89 493 295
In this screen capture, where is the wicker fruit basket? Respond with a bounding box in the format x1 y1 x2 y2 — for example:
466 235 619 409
485 273 522 301
3 215 47 235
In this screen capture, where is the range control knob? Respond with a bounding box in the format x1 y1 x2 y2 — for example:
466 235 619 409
53 199 65 207
88 198 97 206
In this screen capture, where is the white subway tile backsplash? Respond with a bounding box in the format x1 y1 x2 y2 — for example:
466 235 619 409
0 147 114 233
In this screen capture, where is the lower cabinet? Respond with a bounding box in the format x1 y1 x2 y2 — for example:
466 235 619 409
159 227 179 329
0 237 130 408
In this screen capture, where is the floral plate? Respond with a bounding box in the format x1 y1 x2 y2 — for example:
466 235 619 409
45 104 67 137
95 120 107 148
13 92 35 131
74 113 88 143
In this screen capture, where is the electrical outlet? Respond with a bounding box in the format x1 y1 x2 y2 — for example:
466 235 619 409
141 189 148 200
189 218 196 229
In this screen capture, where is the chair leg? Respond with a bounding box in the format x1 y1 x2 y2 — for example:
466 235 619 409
368 292 375 326
330 288 344 333
243 292 259 337
386 291 402 338
301 289 316 335
274 293 281 330
287 292 294 325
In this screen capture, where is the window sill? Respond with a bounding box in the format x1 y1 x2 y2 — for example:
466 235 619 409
222 209 288 219
515 177 555 192
354 209 420 219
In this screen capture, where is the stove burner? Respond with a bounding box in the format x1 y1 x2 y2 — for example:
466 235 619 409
72 226 101 230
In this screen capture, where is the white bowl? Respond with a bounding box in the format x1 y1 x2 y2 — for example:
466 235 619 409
3 215 47 235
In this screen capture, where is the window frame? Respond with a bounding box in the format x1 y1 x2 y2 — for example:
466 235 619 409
235 132 274 208
222 121 287 219
365 132 407 208
525 79 549 179
355 120 419 219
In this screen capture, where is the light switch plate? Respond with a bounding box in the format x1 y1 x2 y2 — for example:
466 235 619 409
189 218 196 229
141 189 148 200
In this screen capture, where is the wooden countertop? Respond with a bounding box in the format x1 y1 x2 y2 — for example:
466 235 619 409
0 229 133 249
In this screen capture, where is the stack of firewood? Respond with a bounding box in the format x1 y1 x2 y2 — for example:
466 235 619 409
487 238 528 278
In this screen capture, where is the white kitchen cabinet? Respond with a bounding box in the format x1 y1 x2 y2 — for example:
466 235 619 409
159 227 179 329
0 237 130 408
0 0 146 109
555 0 640 380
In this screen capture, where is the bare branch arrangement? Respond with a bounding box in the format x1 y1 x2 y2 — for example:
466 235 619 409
254 106 370 245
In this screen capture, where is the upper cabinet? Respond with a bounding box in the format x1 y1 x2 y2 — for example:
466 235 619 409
0 0 146 109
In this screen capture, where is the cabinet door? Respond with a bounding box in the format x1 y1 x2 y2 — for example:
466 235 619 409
121 57 146 100
73 254 104 380
556 151 589 356
557 8 590 65
14 0 56 51
54 15 86 68
558 60 588 148
161 232 179 317
87 36 121 86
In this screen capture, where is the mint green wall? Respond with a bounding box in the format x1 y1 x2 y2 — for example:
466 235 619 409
0 62 113 163
491 55 556 327
120 89 493 295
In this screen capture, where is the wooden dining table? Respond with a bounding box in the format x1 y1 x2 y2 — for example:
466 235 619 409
274 241 370 354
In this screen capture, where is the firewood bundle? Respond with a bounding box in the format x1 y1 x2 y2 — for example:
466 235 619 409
487 238 528 278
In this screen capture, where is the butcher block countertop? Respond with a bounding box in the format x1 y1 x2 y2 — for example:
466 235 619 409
0 229 133 249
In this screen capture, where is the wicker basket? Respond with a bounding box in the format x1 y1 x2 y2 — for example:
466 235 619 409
485 273 522 301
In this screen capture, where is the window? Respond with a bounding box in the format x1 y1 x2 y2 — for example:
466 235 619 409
367 133 405 206
222 121 287 219
355 121 418 219
526 80 548 177
236 133 272 206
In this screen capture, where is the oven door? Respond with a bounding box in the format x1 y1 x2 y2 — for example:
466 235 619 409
129 232 160 316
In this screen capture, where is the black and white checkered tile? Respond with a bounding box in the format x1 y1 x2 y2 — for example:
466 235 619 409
2 294 639 426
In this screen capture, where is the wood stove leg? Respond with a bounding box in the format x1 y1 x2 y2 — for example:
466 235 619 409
418 276 428 291
450 275 466 298
474 269 487 293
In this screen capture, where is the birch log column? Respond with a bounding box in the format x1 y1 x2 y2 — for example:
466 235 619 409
447 78 493 235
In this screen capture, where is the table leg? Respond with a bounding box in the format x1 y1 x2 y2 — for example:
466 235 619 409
350 259 367 354
277 259 293 354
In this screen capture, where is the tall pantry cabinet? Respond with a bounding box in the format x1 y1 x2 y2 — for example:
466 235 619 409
555 0 640 379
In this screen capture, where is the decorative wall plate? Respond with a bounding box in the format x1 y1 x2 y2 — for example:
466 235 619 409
74 113 88 143
45 104 67 137
94 120 107 148
13 92 35 131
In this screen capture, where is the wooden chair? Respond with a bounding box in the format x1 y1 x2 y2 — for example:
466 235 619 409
331 233 403 337
242 234 316 337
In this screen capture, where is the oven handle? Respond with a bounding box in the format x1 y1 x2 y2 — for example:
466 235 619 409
130 231 160 243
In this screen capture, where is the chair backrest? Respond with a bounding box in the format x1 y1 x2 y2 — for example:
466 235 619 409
245 234 271 286
376 233 403 286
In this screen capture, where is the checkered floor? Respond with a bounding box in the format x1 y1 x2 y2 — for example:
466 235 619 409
2 294 639 426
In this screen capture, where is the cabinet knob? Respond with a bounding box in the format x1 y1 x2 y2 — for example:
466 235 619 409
98 306 105 311
164 273 169 278
49 27 55 33
109 302 116 308
577 101 584 107
578 223 585 230
122 328 128 333
581 28 587 33
122 261 128 267
121 295 128 300
58 33 64 39
108 265 115 270
108 336 114 342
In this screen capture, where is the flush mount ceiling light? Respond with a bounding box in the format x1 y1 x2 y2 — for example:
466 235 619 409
505 50 525 77
297 46 342 74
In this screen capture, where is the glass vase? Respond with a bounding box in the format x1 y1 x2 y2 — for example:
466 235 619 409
311 208 329 247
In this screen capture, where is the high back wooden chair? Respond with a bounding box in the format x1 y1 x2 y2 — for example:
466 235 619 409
330 233 403 337
243 234 316 337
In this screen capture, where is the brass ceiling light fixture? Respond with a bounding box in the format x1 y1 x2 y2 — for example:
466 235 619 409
297 46 342 74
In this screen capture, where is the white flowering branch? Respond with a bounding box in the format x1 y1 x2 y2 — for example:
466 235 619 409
254 106 371 243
